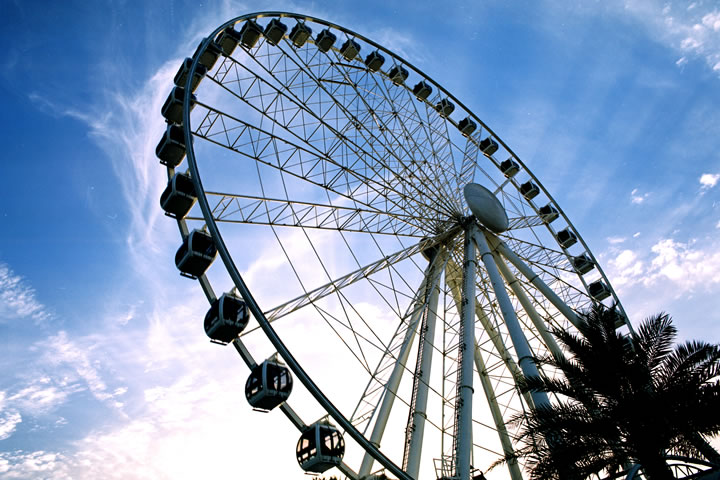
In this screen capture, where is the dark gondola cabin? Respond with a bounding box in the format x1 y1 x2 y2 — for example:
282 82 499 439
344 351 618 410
519 181 540 200
365 51 385 72
388 65 409 85
239 20 264 49
539 203 559 223
413 81 432 100
204 293 249 343
192 37 222 70
458 117 477 137
340 39 361 61
175 229 217 279
160 172 197 219
588 280 611 301
216 26 241 56
557 228 578 248
264 18 288 46
500 158 520 178
173 58 207 93
315 29 337 53
436 98 455 117
572 253 594 275
245 360 293 411
161 86 196 126
156 124 187 167
478 137 499 156
289 22 312 48
296 422 344 473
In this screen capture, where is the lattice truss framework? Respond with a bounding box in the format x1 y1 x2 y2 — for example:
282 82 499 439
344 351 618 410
165 12 628 480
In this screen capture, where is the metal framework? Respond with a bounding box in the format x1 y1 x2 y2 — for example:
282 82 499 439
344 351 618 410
160 11 637 480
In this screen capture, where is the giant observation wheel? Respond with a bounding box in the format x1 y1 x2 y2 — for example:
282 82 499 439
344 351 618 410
157 12 632 480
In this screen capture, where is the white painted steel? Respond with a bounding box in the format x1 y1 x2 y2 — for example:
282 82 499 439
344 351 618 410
492 251 564 360
405 250 444 479
358 253 445 478
472 229 550 409
456 223 479 480
488 233 582 329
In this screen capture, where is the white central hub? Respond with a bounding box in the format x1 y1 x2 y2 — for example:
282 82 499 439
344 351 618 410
463 183 509 233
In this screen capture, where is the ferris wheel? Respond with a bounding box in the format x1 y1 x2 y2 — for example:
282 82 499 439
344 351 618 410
157 12 631 480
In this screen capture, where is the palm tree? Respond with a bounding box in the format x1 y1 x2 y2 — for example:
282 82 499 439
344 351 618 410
511 305 720 480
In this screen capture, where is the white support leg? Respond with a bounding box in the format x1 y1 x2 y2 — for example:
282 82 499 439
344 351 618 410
404 252 443 479
492 249 564 360
445 259 535 409
471 229 549 409
456 223 479 480
358 252 445 479
486 233 581 329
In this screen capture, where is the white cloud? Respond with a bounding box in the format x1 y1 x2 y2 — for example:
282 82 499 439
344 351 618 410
0 451 68 479
0 262 51 324
604 236 720 297
607 236 627 244
0 398 22 440
644 238 720 291
630 188 649 204
700 172 720 189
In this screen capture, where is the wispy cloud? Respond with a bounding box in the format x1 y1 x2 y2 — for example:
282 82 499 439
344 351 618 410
617 1 720 75
42 331 127 411
0 262 51 324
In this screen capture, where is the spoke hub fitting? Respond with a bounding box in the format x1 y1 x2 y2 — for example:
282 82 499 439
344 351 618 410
463 183 509 233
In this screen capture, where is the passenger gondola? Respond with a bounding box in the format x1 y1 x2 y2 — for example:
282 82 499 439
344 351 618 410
245 359 293 411
296 421 345 473
588 280 611 301
192 37 222 70
156 124 187 167
435 98 455 117
388 64 409 85
339 38 361 61
173 58 207 93
413 81 432 100
264 18 288 46
175 229 217 279
556 228 578 248
539 203 559 223
364 50 385 72
160 172 197 219
519 181 539 200
572 253 594 274
204 292 249 343
239 20 263 49
458 117 477 137
500 158 520 178
289 22 312 48
478 137 499 156
315 29 337 53
161 86 196 126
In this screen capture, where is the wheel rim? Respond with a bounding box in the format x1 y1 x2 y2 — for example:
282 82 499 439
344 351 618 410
163 11 630 480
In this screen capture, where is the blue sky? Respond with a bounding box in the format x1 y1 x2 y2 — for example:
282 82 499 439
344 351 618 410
1 0 719 478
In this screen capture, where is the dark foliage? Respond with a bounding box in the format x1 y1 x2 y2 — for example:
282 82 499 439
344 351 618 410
508 305 720 480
